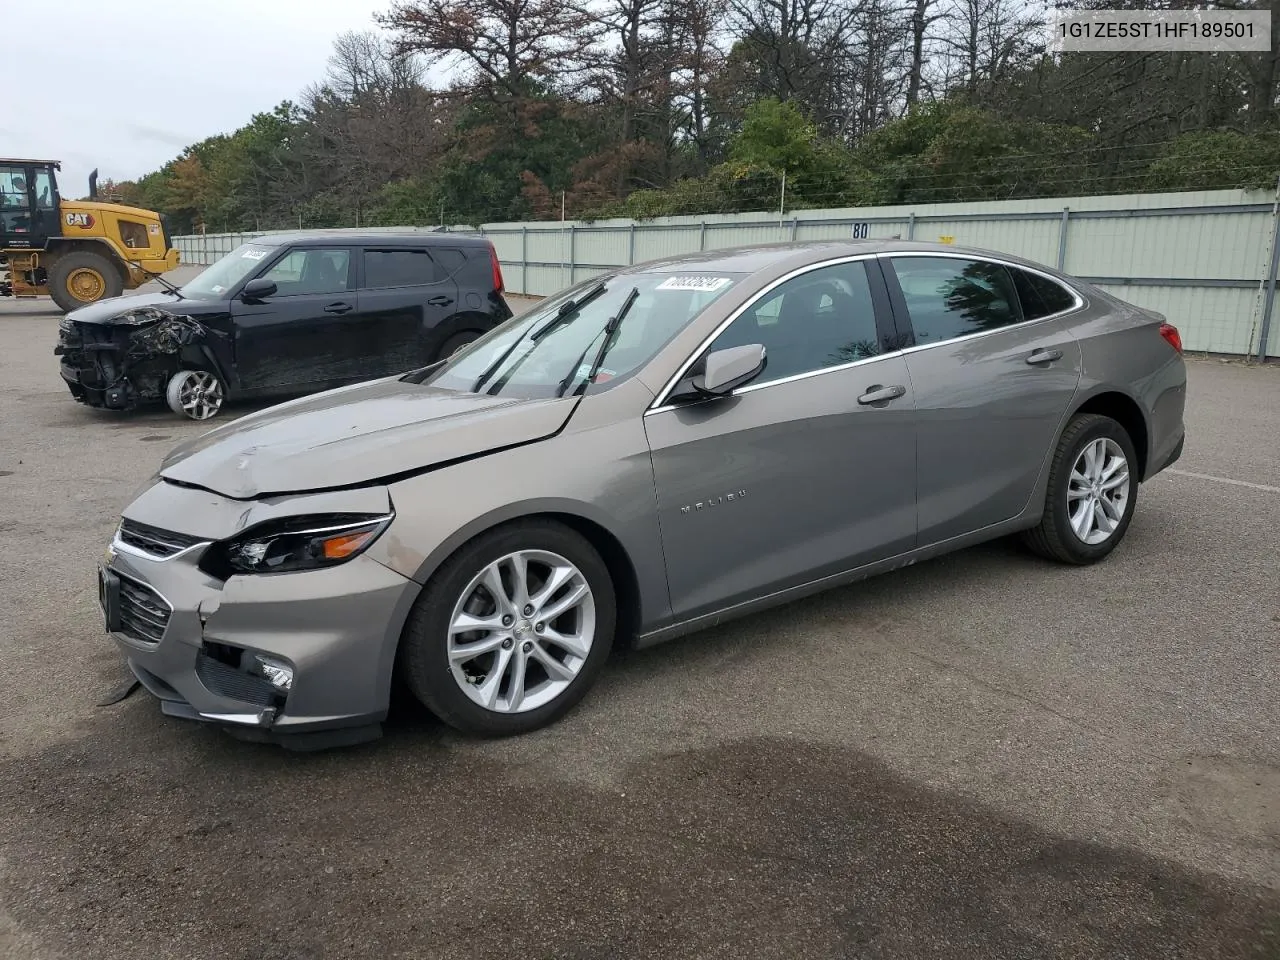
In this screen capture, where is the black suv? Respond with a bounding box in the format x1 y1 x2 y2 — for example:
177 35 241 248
54 230 513 420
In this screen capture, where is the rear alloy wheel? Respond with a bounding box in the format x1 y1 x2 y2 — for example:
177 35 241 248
398 521 615 736
165 369 225 421
1021 413 1138 564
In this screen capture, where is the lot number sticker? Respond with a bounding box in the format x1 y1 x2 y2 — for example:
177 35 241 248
241 249 268 261
656 276 731 292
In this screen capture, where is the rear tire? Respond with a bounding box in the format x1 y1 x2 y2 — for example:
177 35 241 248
1021 413 1139 565
438 330 483 361
48 251 123 311
398 520 616 737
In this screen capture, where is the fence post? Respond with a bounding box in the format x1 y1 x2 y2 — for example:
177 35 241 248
521 225 528 296
791 217 798 241
628 223 636 265
568 223 576 285
1057 208 1070 271
907 212 916 241
699 220 706 251
1257 203 1280 360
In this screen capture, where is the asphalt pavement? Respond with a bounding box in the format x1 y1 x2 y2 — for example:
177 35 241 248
0 280 1278 959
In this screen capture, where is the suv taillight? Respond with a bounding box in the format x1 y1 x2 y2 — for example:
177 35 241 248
488 242 505 294
1159 322 1183 354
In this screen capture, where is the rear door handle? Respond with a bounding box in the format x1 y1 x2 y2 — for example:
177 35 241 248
324 302 354 314
1026 348 1063 365
426 295 454 306
857 384 907 406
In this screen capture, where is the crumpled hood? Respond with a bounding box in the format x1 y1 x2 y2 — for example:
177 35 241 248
66 291 212 325
159 376 578 499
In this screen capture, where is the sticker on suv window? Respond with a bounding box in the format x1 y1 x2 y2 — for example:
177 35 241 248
241 249 268 261
656 276 731 292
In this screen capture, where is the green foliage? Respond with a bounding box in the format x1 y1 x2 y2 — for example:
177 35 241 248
854 101 1097 203
1145 132 1280 191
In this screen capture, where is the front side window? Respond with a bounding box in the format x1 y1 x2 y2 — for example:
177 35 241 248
1013 268 1078 320
707 259 883 384
261 248 351 296
0 166 28 208
889 256 1021 346
421 271 746 400
179 242 279 299
364 248 439 289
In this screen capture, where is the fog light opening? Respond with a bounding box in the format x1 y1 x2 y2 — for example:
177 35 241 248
254 655 294 692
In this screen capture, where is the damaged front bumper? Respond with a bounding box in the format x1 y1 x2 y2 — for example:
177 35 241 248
55 308 209 410
99 479 421 748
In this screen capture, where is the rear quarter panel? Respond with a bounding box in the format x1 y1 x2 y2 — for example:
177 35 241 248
1065 286 1187 479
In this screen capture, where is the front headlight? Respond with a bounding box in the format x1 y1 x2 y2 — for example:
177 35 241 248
200 513 393 578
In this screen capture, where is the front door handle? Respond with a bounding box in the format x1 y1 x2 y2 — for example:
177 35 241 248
426 295 454 306
324 302 354 314
857 384 907 406
1026 348 1063 365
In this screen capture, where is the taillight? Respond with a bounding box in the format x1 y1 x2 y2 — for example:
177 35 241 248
488 242 505 294
1159 322 1183 354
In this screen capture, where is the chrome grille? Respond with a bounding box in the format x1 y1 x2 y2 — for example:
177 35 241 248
118 576 172 644
118 519 203 558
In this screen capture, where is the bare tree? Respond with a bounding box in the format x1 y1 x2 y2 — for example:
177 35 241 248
380 0 596 103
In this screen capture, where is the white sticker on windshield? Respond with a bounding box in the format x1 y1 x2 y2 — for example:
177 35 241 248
241 249 267 261
656 275 731 292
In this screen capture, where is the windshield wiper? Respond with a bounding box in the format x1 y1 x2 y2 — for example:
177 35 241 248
530 281 607 342
471 281 609 394
131 262 183 297
556 286 640 398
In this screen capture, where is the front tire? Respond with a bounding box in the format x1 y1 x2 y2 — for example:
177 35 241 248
398 520 616 736
165 369 225 420
48 251 123 311
1021 413 1139 565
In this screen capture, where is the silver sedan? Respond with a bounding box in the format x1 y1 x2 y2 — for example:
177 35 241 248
97 240 1187 746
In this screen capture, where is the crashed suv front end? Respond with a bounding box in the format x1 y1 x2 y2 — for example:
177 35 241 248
56 305 210 410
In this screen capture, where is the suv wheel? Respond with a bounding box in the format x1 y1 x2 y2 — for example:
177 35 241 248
1021 413 1139 564
165 369 225 420
398 520 616 736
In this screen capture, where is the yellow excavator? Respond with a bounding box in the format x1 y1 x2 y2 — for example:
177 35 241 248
1 158 180 311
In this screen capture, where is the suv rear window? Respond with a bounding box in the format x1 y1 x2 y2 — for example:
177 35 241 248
364 248 440 288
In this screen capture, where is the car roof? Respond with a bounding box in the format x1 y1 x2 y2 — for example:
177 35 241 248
621 239 1068 279
249 230 491 249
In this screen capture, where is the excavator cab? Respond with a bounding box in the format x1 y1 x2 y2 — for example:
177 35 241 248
0 158 180 311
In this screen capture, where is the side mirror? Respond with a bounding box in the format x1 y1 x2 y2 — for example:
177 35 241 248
241 278 277 301
699 343 766 395
670 343 766 403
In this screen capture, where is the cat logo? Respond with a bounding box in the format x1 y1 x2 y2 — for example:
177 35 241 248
65 212 96 229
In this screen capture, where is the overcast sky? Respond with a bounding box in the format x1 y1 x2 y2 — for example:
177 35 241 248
6 0 394 196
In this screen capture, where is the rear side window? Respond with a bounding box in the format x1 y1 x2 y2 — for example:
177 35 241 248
364 248 440 288
888 256 1021 346
1012 268 1078 320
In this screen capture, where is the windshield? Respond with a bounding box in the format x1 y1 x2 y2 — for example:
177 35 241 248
423 271 746 400
179 242 277 299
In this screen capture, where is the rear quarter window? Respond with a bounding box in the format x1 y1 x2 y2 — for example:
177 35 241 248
1012 268 1078 320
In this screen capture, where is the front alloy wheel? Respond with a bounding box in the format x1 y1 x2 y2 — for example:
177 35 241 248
165 369 225 420
398 520 616 736
448 550 596 713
